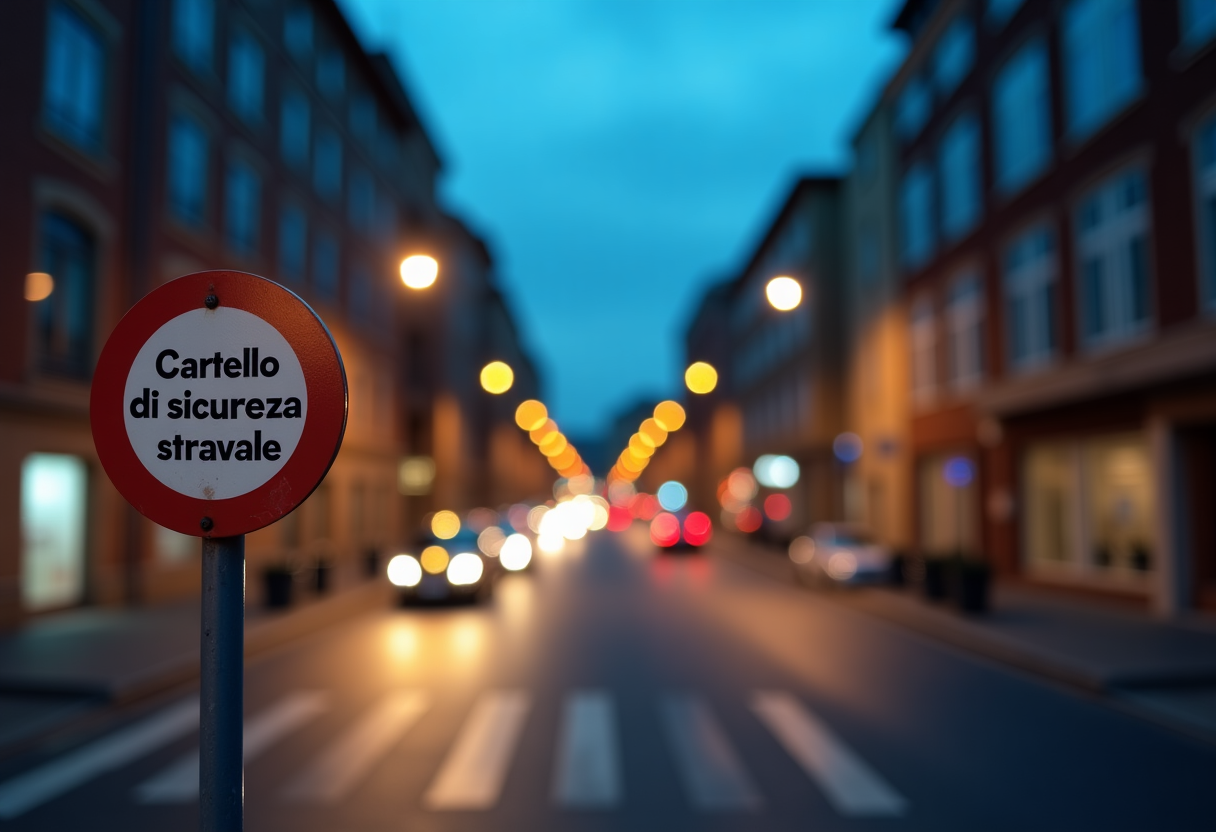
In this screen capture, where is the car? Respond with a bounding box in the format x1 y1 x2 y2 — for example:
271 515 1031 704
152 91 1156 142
386 530 494 604
789 523 892 586
651 509 714 552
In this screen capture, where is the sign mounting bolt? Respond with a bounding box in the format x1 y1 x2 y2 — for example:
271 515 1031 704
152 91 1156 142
205 294 219 310
200 516 214 532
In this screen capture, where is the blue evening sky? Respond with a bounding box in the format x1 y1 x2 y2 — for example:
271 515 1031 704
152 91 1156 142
339 0 906 437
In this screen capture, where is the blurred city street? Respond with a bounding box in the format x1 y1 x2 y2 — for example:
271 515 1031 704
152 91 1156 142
2 528 1215 831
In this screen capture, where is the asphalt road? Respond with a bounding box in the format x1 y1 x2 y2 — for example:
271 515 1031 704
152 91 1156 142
1 527 1213 831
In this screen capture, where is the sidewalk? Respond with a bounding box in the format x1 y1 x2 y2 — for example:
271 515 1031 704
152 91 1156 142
0 566 390 754
712 536 1216 741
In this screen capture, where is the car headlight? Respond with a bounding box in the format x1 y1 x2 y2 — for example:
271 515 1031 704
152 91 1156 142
499 534 532 571
387 554 422 587
446 552 484 585
827 551 857 580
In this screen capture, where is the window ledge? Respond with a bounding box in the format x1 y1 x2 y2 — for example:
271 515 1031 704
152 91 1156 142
1062 89 1146 161
37 124 115 183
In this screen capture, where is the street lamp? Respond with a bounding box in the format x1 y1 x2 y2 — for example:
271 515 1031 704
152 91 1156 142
480 360 514 394
684 361 718 395
400 254 439 289
765 275 802 311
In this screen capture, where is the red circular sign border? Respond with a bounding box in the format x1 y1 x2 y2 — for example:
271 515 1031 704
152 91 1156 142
91 271 348 537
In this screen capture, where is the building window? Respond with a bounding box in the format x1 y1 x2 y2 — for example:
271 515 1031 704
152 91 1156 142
1181 0 1216 45
986 0 1025 28
168 112 208 226
993 37 1052 195
939 112 982 243
1075 168 1151 347
1003 224 1057 369
171 0 213 73
227 29 265 124
21 453 88 611
900 160 935 269
350 93 377 144
35 212 96 378
946 273 984 389
1062 0 1142 141
348 166 374 228
1196 115 1216 310
376 191 398 244
284 4 313 59
313 125 342 199
278 203 307 283
910 297 936 405
348 263 372 322
317 48 345 99
280 89 310 170
932 15 975 99
857 221 879 285
1023 435 1155 580
223 158 260 257
894 75 931 143
313 231 339 300
43 2 106 152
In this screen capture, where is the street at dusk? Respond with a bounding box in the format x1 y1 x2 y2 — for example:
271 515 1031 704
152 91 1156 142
3 0 1216 830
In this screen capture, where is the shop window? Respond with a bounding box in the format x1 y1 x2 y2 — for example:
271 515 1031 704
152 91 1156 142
43 2 106 153
1075 167 1151 348
172 0 213 73
223 157 261 257
21 453 88 611
1181 0 1216 46
280 89 310 170
36 211 96 378
168 112 209 227
1196 115 1216 311
1003 224 1057 369
900 160 935 270
1062 0 1142 141
278 202 307 283
993 37 1052 195
939 111 982 243
227 28 265 125
946 273 984 389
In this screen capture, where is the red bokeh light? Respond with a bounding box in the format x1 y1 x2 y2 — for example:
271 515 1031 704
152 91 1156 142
650 512 681 547
763 493 792 522
683 511 713 546
632 494 660 521
736 505 763 533
607 505 633 532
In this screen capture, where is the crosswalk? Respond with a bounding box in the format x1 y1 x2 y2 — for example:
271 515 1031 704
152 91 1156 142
0 688 907 820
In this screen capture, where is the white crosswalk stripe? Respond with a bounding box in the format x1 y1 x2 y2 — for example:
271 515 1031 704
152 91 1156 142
0 697 199 819
752 691 907 817
552 690 620 808
281 690 429 804
135 690 329 803
660 695 762 811
423 690 531 810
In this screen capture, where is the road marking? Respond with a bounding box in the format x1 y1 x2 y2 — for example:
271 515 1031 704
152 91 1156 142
0 697 199 819
423 690 531 810
136 690 329 803
660 695 761 811
752 691 907 817
552 690 620 808
281 690 429 803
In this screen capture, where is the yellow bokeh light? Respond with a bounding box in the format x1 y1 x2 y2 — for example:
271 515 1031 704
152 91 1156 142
628 434 655 458
530 419 558 445
515 400 548 431
480 361 514 395
400 254 438 289
639 418 668 447
619 453 645 473
557 461 584 478
25 272 54 302
551 447 579 469
685 362 718 395
431 510 461 539
420 545 450 574
766 275 803 311
540 434 569 457
654 400 686 431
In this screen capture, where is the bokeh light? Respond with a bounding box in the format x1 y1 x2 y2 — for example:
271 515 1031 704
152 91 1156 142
766 276 802 311
480 361 514 394
763 493 792 521
446 552 484 585
387 554 422 587
727 468 759 502
431 510 461 539
832 432 863 464
527 505 549 533
628 434 655 458
639 418 668 447
477 526 506 556
753 455 800 488
683 512 713 546
420 545 450 574
650 512 681 547
607 505 633 531
499 534 533 571
944 457 975 488
653 400 686 431
515 400 548 431
788 536 816 564
656 481 688 512
735 505 763 533
25 272 54 302
684 361 718 394
400 254 438 289
530 419 559 444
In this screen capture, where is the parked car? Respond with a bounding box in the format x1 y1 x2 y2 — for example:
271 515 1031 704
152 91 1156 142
789 523 892 586
387 530 494 605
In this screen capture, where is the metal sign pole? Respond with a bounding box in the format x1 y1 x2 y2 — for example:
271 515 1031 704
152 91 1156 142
200 531 245 831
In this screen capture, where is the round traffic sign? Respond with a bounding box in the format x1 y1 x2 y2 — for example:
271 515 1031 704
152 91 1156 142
91 271 347 537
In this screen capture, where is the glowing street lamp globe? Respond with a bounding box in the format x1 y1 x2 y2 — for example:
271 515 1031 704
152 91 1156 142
400 254 438 289
480 361 514 394
684 361 718 395
766 276 802 311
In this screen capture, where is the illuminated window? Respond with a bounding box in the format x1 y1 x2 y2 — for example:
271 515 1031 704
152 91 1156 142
900 160 935 269
1196 115 1216 310
1181 0 1216 45
894 76 931 143
1003 224 1057 369
939 111 982 242
993 37 1052 195
918 453 979 554
278 203 307 283
284 5 313 59
280 89 310 170
317 49 345 99
932 15 974 99
228 28 265 124
313 125 342 199
21 453 88 611
224 157 260 257
36 212 96 378
43 2 105 152
1075 168 1151 347
172 0 213 72
946 273 984 389
168 112 208 226
1062 0 1142 140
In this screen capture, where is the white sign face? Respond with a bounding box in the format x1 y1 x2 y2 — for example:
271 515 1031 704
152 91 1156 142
123 308 308 500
